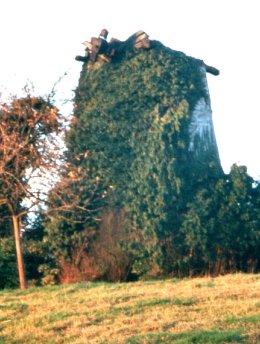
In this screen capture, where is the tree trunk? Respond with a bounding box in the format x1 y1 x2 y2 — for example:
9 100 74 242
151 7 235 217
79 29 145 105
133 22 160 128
12 215 27 289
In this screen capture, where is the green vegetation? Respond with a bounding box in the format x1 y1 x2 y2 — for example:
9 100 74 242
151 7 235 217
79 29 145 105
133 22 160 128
44 40 260 284
0 237 18 288
0 37 260 288
0 274 259 343
126 330 245 344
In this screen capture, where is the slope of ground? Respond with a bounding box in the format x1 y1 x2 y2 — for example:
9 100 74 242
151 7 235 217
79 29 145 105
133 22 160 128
0 274 259 343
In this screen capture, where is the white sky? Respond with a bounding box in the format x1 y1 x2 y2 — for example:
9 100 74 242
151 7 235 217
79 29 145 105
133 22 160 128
0 0 259 180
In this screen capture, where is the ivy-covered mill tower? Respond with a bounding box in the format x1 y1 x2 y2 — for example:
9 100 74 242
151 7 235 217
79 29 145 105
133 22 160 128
70 30 222 275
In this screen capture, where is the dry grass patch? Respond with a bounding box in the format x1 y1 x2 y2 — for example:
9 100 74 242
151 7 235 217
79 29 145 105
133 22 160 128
0 274 259 343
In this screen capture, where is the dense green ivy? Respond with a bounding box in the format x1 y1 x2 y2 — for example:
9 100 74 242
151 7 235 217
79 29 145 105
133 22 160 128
39 40 259 282
67 41 222 275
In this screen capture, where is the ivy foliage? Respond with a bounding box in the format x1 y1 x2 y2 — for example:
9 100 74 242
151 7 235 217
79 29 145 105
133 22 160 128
42 40 259 282
67 41 222 275
178 165 260 275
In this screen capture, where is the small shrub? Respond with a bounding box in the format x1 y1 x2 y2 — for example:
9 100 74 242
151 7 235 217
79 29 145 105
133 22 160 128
0 237 18 289
91 210 133 282
59 256 101 284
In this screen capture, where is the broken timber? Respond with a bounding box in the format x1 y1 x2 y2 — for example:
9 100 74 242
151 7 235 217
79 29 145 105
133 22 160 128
75 29 219 76
75 29 150 66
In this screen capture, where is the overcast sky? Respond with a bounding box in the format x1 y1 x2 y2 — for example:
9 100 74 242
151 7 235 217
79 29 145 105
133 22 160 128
0 0 259 180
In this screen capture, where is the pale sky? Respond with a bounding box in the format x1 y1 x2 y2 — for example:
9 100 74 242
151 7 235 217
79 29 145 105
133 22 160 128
0 0 259 180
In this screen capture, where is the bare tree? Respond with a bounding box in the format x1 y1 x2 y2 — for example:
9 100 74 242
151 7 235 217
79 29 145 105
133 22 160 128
0 92 62 289
47 161 104 224
0 91 105 289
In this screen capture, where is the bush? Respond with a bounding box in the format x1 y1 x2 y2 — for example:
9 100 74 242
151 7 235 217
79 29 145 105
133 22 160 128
0 237 19 288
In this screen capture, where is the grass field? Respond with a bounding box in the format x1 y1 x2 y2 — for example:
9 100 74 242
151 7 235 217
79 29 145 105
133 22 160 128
0 274 259 343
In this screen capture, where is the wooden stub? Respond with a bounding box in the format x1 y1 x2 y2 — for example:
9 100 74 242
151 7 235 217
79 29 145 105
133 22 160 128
135 38 150 49
82 41 93 51
135 32 148 42
98 54 111 63
205 64 220 76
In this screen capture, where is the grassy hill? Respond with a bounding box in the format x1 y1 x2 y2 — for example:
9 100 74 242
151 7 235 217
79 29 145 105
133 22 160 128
0 274 259 343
